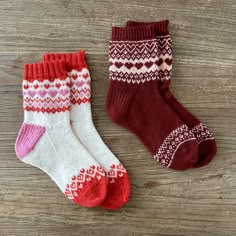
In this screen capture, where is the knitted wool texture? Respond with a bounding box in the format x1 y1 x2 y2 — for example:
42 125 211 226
126 20 217 167
106 26 199 170
43 52 130 210
15 60 107 207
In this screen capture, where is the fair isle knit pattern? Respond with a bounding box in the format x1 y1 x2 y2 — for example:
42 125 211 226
126 20 172 82
23 76 70 113
107 163 128 184
126 19 217 167
43 51 130 210
65 165 105 200
157 35 172 81
109 39 161 84
109 36 172 83
156 31 216 154
107 26 198 170
69 67 130 198
153 124 195 167
191 123 215 144
69 68 91 105
15 60 107 208
109 29 197 168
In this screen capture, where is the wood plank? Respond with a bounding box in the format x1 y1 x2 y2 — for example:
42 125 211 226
0 0 235 235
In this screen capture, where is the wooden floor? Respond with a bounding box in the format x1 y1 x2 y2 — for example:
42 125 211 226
0 0 235 235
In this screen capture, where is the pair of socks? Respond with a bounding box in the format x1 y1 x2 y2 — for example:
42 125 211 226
107 20 216 170
15 51 130 210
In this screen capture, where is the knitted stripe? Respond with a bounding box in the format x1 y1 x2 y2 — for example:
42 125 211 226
23 61 70 113
43 51 88 72
112 25 156 41
127 19 169 35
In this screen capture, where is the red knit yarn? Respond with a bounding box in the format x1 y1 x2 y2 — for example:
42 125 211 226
107 26 199 170
126 20 217 167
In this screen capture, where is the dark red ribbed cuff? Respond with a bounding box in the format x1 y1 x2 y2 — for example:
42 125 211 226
126 20 169 36
43 51 88 71
24 60 67 82
111 25 156 41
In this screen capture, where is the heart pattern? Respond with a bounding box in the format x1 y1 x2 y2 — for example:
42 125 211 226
64 165 105 200
66 82 71 87
134 62 143 70
144 61 154 68
165 58 172 66
59 89 69 96
38 90 47 98
154 125 195 167
107 163 127 184
82 73 89 79
75 81 85 87
28 90 36 98
109 35 173 84
157 58 163 66
48 90 58 97
55 83 61 89
71 74 78 80
23 77 71 113
124 62 133 69
114 62 123 69
69 69 91 105
23 67 91 113
23 84 29 90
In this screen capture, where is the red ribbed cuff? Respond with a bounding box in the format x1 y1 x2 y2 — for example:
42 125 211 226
126 20 169 36
24 60 67 82
111 25 156 41
43 50 88 71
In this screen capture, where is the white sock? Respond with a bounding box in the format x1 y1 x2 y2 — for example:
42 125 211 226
15 60 107 207
43 51 130 210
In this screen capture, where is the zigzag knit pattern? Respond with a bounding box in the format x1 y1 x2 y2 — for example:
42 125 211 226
23 77 71 113
191 123 215 144
157 35 172 81
124 20 217 168
107 26 199 170
65 165 106 200
16 60 108 208
69 69 91 105
153 124 195 167
109 38 162 84
109 36 173 83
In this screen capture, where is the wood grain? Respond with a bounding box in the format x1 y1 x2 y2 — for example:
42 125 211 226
0 0 235 235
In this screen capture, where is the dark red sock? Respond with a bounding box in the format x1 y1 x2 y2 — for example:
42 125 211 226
126 20 217 167
106 26 198 170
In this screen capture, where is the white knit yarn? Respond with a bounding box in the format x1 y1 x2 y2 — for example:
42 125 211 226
70 69 121 172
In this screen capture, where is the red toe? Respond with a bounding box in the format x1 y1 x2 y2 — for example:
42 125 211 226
100 164 130 210
64 165 107 207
